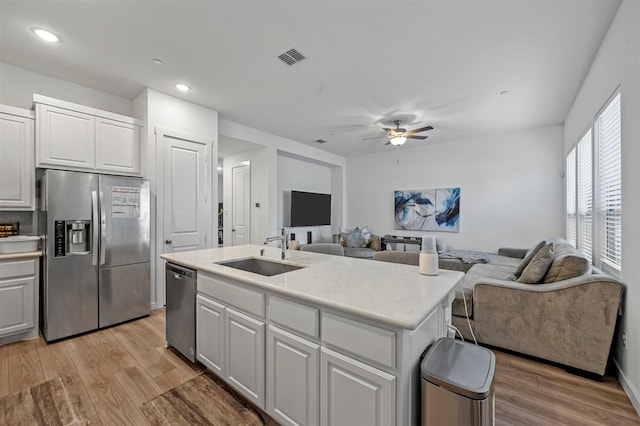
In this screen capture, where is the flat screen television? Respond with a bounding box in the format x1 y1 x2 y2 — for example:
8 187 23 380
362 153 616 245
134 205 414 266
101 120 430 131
290 191 331 227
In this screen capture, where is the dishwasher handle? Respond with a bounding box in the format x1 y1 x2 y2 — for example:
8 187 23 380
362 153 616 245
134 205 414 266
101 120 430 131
166 263 196 280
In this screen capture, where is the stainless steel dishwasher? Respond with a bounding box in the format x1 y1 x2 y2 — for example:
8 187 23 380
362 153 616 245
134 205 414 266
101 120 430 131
165 263 196 362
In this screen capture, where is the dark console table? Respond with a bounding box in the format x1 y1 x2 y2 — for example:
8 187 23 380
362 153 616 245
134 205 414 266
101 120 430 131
381 235 423 251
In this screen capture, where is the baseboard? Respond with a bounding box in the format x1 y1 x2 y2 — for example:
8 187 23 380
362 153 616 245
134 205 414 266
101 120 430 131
614 358 640 417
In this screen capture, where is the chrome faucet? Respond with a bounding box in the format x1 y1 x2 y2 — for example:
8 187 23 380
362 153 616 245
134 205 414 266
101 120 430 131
264 227 287 260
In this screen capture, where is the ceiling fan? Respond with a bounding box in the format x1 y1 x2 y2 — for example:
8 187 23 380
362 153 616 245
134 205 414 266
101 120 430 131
382 120 434 146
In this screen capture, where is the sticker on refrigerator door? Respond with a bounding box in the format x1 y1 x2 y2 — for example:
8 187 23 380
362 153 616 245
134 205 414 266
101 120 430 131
111 186 140 218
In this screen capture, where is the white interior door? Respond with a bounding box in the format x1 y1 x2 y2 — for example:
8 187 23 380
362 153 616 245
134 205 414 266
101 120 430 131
160 130 209 253
232 163 250 245
155 128 211 309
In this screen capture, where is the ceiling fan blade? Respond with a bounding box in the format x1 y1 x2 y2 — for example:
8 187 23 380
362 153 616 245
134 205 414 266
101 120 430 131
406 126 434 135
362 136 384 140
384 140 391 145
407 135 428 140
382 128 393 132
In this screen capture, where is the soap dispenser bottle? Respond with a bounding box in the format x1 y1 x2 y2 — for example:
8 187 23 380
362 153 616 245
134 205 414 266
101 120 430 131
419 235 439 276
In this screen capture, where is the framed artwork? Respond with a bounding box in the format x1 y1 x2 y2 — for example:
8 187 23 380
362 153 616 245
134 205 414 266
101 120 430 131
394 187 460 232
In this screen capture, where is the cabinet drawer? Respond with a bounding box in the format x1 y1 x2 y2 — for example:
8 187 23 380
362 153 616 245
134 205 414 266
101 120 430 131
0 260 36 279
198 273 264 318
269 296 319 339
322 313 396 369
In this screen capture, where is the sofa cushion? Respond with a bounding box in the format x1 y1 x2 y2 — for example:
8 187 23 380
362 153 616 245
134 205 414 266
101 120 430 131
372 251 419 265
514 240 546 278
543 243 591 283
460 264 517 291
484 253 522 269
517 243 554 284
343 247 376 259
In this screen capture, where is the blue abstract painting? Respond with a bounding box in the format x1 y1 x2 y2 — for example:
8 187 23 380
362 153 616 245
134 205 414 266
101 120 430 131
394 187 460 232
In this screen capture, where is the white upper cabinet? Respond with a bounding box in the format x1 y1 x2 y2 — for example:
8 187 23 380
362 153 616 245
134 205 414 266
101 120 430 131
95 117 140 174
0 105 35 210
34 94 142 176
37 104 95 169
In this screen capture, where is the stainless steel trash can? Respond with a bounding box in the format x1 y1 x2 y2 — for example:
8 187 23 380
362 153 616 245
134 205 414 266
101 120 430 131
421 337 496 426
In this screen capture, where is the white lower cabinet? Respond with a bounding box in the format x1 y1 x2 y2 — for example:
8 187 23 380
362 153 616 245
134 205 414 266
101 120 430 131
267 325 319 426
226 307 265 407
0 259 37 339
195 273 422 425
196 293 266 407
196 294 225 375
320 347 396 426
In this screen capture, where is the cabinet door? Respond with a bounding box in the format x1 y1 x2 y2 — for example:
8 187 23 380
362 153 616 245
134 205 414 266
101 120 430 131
95 118 140 174
196 294 225 376
267 325 319 426
0 111 34 210
37 104 95 169
321 347 396 426
0 276 35 337
226 307 265 408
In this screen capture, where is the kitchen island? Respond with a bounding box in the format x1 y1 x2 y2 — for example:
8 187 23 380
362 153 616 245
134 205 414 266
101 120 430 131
161 244 463 426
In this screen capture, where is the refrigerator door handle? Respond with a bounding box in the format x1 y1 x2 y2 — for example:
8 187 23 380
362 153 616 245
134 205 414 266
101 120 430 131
91 191 99 266
99 191 106 266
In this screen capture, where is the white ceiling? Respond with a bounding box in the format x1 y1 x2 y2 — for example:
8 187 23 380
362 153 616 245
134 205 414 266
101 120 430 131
0 0 620 157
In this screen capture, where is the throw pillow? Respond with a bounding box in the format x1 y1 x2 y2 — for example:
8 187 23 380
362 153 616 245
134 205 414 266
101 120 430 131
360 226 372 245
514 240 546 278
517 243 554 284
338 228 352 247
543 253 591 283
345 227 367 248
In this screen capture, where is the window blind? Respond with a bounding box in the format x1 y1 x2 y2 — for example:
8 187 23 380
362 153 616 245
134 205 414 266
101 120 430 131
577 130 592 262
566 148 576 246
597 92 621 270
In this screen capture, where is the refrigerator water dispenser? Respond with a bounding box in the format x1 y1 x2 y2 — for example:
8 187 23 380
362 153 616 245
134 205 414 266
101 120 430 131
54 220 91 256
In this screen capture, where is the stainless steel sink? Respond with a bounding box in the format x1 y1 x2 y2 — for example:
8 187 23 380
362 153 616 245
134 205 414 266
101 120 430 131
216 257 305 276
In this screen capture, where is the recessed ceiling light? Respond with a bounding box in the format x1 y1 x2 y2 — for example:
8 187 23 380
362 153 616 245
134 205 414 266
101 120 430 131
152 58 163 65
176 83 190 92
32 28 60 43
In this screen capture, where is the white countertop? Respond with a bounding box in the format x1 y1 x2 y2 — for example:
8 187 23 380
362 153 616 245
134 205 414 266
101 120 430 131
161 245 463 330
0 250 43 261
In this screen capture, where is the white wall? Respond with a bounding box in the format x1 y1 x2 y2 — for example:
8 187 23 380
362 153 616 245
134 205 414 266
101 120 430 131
346 125 564 253
563 0 640 413
0 62 133 115
277 154 333 244
133 88 218 310
219 119 346 239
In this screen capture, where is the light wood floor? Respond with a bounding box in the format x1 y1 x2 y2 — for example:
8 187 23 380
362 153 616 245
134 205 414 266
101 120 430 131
1 309 638 425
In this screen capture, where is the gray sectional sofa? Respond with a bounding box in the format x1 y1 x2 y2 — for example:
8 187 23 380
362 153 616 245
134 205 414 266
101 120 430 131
373 238 624 376
450 238 624 376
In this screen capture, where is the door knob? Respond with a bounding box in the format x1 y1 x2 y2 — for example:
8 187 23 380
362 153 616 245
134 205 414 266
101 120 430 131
165 239 172 244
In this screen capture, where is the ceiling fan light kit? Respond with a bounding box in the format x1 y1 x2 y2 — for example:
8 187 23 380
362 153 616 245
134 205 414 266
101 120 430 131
383 119 434 147
390 136 407 146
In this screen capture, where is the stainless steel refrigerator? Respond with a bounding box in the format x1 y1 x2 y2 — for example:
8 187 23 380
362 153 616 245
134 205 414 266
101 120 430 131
39 169 150 342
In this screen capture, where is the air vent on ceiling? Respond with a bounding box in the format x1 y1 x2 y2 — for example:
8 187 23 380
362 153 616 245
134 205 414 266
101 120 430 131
278 48 306 66
314 139 328 144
